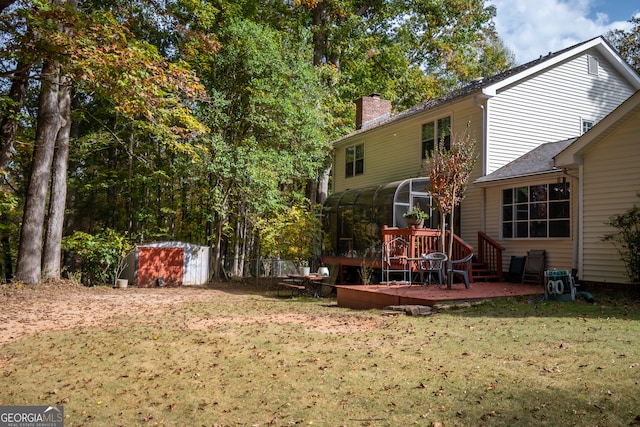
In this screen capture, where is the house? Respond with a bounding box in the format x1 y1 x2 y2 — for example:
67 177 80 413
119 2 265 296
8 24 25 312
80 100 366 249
324 36 640 284
477 90 640 285
554 90 640 285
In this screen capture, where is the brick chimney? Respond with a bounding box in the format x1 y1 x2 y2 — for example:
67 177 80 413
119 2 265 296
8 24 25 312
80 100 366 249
355 93 391 130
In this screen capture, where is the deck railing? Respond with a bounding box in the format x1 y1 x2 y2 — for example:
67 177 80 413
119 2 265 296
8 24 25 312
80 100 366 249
381 226 474 277
477 231 505 281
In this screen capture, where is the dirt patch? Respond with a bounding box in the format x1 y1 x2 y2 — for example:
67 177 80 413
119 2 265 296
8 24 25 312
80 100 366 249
0 281 377 344
185 312 378 334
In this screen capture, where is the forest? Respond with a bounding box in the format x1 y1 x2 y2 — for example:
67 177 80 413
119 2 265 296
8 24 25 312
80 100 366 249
1 0 638 284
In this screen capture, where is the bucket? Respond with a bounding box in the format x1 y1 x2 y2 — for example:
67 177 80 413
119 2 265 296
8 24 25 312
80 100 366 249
299 266 311 277
116 278 128 289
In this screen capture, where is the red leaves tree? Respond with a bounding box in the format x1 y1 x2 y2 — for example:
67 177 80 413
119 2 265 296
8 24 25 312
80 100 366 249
425 126 478 270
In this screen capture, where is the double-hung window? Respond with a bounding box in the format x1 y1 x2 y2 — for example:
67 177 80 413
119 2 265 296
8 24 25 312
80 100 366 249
345 143 364 178
502 182 571 238
422 116 451 159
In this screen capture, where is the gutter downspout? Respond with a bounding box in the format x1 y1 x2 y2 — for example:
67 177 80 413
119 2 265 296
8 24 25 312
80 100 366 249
559 165 580 277
473 95 488 233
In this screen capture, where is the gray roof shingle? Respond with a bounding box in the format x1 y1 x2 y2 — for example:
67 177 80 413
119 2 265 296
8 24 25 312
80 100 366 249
475 138 577 184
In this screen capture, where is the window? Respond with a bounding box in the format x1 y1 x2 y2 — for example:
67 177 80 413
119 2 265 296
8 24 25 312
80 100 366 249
345 143 364 178
587 55 599 76
421 116 451 159
581 119 594 134
502 182 570 238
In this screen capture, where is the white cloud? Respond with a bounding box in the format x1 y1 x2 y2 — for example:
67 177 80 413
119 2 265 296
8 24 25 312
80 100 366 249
490 0 636 64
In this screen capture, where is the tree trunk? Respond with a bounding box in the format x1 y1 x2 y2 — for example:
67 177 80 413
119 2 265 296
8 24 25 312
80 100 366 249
232 217 242 277
317 165 330 205
212 213 224 279
127 131 134 235
15 61 61 284
0 61 31 172
1 224 13 281
42 76 72 279
312 4 326 66
439 215 447 254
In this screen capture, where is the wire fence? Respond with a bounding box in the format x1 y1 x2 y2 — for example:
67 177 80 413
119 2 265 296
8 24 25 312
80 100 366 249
221 257 304 279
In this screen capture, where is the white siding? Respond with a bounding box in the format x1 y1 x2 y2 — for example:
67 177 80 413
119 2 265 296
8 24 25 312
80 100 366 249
581 117 640 284
486 50 636 174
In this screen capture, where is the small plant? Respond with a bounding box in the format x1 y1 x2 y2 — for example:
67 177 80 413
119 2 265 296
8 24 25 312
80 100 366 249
63 229 133 286
359 248 376 285
403 205 429 219
603 195 640 286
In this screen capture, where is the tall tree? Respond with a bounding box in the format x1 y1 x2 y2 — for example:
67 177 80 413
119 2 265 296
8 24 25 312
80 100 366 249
196 18 326 277
0 61 31 172
15 60 61 283
8 0 207 283
42 74 72 279
425 126 478 277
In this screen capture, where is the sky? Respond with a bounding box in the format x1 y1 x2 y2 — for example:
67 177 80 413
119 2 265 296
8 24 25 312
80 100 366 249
490 0 640 64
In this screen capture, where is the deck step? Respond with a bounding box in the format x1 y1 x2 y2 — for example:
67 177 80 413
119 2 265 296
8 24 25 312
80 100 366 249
472 263 500 282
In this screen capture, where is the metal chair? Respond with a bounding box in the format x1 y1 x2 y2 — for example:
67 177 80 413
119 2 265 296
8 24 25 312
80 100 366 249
448 253 474 289
419 252 448 287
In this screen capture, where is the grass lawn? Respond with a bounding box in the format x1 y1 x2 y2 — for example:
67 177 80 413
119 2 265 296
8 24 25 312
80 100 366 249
0 282 639 426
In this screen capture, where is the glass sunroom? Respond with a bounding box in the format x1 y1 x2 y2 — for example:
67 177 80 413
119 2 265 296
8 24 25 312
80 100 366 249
322 178 438 258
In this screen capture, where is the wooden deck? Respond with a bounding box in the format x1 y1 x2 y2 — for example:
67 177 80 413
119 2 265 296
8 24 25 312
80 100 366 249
335 281 544 309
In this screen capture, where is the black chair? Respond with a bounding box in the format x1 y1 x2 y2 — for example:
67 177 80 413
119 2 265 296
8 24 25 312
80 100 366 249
522 250 546 285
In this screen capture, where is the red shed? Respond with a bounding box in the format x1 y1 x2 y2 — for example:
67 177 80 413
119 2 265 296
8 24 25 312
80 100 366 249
121 242 211 287
137 246 184 287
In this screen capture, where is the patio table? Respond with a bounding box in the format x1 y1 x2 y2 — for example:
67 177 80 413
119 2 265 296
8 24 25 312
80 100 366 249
287 273 325 297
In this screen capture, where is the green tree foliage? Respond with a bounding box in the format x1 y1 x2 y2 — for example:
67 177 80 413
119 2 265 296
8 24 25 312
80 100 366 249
1 0 210 282
194 19 327 276
256 203 322 262
62 228 133 285
606 16 640 73
295 0 515 112
1 0 516 283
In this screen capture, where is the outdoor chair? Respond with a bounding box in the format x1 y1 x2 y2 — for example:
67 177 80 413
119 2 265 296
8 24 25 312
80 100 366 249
522 250 546 285
382 236 410 283
448 253 473 289
419 252 448 287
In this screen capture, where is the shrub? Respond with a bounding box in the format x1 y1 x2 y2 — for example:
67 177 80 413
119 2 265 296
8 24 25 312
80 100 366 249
603 196 640 286
63 229 133 286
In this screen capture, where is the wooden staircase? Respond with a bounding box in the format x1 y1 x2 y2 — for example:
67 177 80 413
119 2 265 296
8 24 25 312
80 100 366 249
473 231 505 282
471 260 501 282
